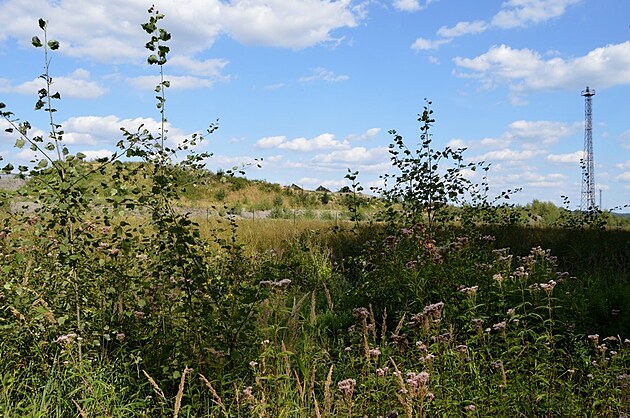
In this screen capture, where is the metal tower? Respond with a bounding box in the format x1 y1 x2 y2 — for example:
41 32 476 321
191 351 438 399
580 86 596 211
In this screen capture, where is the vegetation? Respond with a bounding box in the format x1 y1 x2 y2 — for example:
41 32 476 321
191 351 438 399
0 11 629 417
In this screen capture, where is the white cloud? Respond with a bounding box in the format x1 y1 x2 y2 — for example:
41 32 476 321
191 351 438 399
478 120 579 151
392 0 434 12
5 68 106 99
447 138 467 148
546 151 584 163
454 42 630 93
255 133 350 152
412 0 580 52
59 115 191 149
621 130 630 149
168 56 229 77
79 149 115 161
128 75 215 90
491 0 581 29
299 67 349 83
616 172 630 182
475 148 542 161
411 37 451 51
346 127 381 142
312 146 389 164
617 161 630 170
506 120 581 147
0 0 362 64
436 20 487 38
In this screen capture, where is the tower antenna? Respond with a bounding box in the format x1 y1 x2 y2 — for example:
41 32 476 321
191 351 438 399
580 86 596 211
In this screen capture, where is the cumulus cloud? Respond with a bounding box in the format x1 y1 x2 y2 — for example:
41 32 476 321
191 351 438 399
453 42 630 93
312 146 389 164
128 75 216 90
299 67 349 83
392 0 435 12
79 149 116 161
412 0 580 51
491 0 581 29
546 151 584 163
59 115 192 150
2 68 106 99
0 0 362 65
478 120 580 151
475 148 543 161
168 56 229 77
411 37 451 51
436 20 487 38
255 133 350 152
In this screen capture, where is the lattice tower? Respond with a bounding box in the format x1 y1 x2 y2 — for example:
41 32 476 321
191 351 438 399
580 86 596 211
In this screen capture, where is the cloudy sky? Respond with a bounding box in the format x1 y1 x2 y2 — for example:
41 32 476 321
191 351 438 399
0 0 628 209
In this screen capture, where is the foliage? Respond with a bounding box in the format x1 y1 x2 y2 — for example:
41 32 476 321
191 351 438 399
1 12 629 418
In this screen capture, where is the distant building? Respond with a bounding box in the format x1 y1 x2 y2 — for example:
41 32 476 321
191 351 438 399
315 185 330 193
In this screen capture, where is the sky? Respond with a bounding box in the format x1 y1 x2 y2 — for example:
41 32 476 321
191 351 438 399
0 0 629 210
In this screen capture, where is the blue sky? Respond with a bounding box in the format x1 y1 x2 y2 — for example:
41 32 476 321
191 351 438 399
0 0 629 209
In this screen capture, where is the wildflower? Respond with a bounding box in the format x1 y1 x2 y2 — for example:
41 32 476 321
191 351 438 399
618 374 630 389
588 334 599 345
492 321 506 331
459 285 479 297
338 378 357 398
587 373 593 379
368 348 381 358
134 310 145 318
456 344 468 353
431 332 451 344
242 386 255 402
507 308 516 317
259 279 291 288
471 318 484 330
464 404 477 412
612 309 621 317
55 333 80 344
116 333 125 341
491 360 503 369
406 260 417 270
423 354 435 362
401 228 413 237
406 371 429 388
539 280 557 293
376 367 389 377
353 307 369 320
483 235 496 242
249 361 258 368
624 338 630 348
492 273 503 284
515 266 528 278
344 346 352 352
261 339 270 345
416 340 427 352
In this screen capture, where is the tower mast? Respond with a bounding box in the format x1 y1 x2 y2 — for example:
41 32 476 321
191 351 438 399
580 86 596 211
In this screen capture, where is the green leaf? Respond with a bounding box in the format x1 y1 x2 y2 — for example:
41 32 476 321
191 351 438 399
147 55 159 65
76 152 86 160
38 18 46 30
15 138 25 148
37 159 48 169
1 163 14 173
45 142 55 151
47 40 60 50
31 36 42 48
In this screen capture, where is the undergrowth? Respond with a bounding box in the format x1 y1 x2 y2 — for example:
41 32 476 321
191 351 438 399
0 10 628 418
